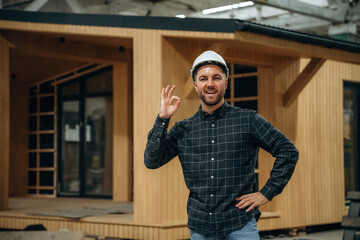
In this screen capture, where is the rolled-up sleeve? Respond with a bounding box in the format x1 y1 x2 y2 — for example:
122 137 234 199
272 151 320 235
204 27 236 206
252 113 299 201
144 115 179 169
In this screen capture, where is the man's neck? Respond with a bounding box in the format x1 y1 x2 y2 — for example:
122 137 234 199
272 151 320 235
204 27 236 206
201 99 225 115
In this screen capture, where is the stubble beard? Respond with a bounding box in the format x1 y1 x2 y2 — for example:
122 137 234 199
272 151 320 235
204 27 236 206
198 90 225 106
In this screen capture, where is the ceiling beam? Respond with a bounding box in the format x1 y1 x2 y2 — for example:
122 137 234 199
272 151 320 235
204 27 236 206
24 0 48 11
2 31 130 63
252 0 347 23
283 58 326 107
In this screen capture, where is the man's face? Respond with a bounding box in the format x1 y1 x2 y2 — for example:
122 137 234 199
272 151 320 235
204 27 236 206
194 65 228 107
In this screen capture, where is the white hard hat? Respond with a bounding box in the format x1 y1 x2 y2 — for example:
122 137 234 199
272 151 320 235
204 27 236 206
190 50 229 81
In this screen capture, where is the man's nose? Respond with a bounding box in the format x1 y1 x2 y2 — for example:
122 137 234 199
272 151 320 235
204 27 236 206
207 79 215 86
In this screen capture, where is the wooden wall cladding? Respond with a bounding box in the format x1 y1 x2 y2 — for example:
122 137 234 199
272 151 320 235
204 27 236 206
0 18 360 235
0 36 11 210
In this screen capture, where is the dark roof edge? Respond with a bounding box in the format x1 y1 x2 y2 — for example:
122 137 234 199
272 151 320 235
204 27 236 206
236 20 360 53
0 9 237 33
0 10 359 54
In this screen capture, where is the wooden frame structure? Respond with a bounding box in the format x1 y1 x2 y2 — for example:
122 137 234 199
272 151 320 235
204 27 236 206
0 10 360 239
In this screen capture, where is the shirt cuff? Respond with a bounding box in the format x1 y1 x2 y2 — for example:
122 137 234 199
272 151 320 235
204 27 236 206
155 115 170 128
260 185 276 201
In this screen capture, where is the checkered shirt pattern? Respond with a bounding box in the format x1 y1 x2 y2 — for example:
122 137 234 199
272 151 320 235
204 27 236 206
144 102 299 237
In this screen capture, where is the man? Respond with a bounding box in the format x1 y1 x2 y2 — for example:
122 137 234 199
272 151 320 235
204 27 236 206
144 51 299 239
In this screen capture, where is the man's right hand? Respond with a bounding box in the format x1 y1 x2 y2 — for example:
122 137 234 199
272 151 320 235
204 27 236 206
159 85 181 119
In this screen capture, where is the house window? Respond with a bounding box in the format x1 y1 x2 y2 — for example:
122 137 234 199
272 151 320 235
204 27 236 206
225 63 258 110
28 80 56 197
225 62 258 190
27 63 105 198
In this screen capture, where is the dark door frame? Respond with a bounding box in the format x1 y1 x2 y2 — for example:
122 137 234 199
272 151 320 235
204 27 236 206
344 81 360 196
57 66 113 198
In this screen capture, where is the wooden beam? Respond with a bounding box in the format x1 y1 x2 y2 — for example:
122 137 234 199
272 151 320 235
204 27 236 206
2 31 130 63
235 31 360 65
0 35 10 210
283 58 326 107
113 63 132 202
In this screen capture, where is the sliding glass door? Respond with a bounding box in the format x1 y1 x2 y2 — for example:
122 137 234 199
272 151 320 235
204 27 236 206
58 66 113 198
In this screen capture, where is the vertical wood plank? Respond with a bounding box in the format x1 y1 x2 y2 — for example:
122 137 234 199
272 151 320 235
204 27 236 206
9 77 28 197
113 63 132 201
133 30 163 223
0 35 10 210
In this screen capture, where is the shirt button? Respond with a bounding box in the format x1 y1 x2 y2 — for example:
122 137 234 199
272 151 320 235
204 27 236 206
211 124 214 127
211 176 214 179
211 140 214 144
157 138 160 141
209 213 212 216
210 194 214 197
162 122 165 126
211 158 214 161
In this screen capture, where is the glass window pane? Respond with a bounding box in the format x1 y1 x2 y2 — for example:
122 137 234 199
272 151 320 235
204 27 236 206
39 96 54 112
40 115 54 130
29 134 37 149
29 171 36 186
39 189 54 194
40 153 54 168
40 134 54 149
29 153 37 168
234 76 258 98
29 116 37 132
343 87 358 194
40 80 54 94
62 81 80 96
39 171 54 186
234 64 257 74
29 98 37 113
61 101 80 193
86 67 113 94
85 96 113 196
234 101 258 111
225 79 231 99
29 86 37 97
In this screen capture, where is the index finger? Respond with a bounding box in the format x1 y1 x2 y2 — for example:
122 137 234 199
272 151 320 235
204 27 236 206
168 85 176 98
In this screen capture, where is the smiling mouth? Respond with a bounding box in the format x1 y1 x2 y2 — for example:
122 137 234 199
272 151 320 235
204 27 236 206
205 91 217 95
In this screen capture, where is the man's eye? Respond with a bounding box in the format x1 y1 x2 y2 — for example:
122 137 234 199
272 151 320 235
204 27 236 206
200 78 206 81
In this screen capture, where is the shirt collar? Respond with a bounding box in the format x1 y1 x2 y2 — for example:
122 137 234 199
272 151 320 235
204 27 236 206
198 101 230 120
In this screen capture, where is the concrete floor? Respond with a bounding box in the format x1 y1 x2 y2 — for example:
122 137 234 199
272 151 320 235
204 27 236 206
261 229 343 240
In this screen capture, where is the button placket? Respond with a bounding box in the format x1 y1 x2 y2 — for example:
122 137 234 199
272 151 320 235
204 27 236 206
209 118 217 211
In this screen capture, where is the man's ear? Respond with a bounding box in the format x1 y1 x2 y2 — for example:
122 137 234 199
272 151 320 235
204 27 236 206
225 78 228 89
193 81 198 92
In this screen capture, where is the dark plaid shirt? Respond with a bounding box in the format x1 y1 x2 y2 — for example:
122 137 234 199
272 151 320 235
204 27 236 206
144 102 299 236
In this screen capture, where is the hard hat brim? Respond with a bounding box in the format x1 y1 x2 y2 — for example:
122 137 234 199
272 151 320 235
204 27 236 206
191 61 229 81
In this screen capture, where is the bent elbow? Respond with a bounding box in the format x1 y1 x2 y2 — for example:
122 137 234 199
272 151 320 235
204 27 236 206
144 160 159 169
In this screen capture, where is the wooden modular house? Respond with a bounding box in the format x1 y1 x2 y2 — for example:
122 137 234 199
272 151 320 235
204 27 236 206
0 9 360 239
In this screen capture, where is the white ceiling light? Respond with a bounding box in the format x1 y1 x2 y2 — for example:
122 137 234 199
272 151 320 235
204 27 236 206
175 14 186 18
202 1 254 15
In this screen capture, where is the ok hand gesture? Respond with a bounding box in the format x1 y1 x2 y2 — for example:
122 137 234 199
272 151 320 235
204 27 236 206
159 85 181 119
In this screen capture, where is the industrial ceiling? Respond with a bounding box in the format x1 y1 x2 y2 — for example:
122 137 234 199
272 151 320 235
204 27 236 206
1 0 360 42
